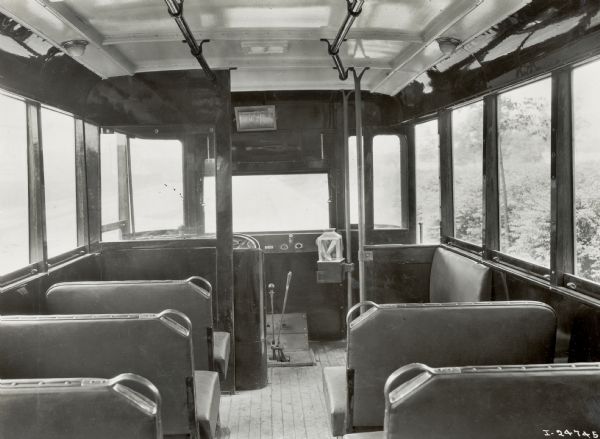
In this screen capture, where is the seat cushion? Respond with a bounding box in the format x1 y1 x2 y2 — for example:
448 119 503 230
213 331 231 380
194 370 220 439
429 247 491 302
323 366 347 437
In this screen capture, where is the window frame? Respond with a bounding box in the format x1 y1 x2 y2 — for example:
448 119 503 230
0 92 95 288
446 98 486 252
412 116 442 246
410 65 600 297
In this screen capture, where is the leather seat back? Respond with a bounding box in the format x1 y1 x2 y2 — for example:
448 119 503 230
346 301 556 428
0 374 162 439
429 247 491 302
0 312 195 437
384 363 600 438
46 277 213 370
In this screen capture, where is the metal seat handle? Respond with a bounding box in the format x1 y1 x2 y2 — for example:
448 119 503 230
187 276 212 294
158 309 193 337
109 373 163 438
346 300 379 325
383 363 435 397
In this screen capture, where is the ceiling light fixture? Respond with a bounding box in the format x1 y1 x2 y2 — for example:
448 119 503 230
61 39 89 57
241 41 289 55
436 37 461 57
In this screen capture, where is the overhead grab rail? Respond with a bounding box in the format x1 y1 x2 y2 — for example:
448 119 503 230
163 0 216 81
321 0 365 80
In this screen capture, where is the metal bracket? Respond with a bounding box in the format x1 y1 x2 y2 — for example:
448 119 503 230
342 262 355 273
321 39 349 80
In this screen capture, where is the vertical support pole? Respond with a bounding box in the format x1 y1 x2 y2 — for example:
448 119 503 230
352 68 368 305
215 71 235 391
342 91 353 312
26 101 47 269
551 68 574 285
439 109 454 241
483 94 499 257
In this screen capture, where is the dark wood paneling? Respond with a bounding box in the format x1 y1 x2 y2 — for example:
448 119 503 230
396 1 600 121
183 133 209 234
550 69 575 285
75 119 89 248
233 249 267 390
483 95 499 258
263 252 345 340
439 110 454 239
215 72 235 390
100 247 217 287
84 122 101 249
26 101 46 267
364 245 437 304
0 255 101 315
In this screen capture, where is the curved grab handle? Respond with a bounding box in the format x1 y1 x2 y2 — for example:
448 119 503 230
383 363 434 398
346 301 379 325
187 276 212 294
109 373 163 438
158 309 192 338
109 373 162 409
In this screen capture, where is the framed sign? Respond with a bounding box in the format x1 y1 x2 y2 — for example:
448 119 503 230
234 105 277 132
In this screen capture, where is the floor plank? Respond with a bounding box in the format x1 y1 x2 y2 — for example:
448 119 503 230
219 341 345 439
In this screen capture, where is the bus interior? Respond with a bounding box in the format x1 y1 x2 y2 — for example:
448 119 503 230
0 0 600 438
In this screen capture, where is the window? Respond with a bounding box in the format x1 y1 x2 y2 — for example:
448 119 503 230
0 93 29 274
573 60 600 284
452 101 484 245
415 120 440 244
130 139 184 233
41 107 77 258
498 78 551 267
373 135 405 228
100 132 121 240
232 173 329 232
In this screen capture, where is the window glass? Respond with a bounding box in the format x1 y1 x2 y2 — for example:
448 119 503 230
348 136 359 224
130 139 184 233
373 135 404 228
415 120 440 243
232 173 329 232
100 132 120 227
573 60 600 284
41 107 77 257
498 78 551 267
0 93 29 274
452 101 484 245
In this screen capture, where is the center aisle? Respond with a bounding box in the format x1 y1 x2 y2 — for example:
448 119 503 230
219 341 346 439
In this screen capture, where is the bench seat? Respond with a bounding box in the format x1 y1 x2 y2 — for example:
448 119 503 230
0 374 162 439
46 277 230 380
326 300 557 435
0 312 219 439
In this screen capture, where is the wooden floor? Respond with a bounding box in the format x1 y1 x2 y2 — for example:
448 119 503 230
219 341 346 439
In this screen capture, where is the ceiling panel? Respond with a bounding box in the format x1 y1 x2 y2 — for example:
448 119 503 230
0 0 532 94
